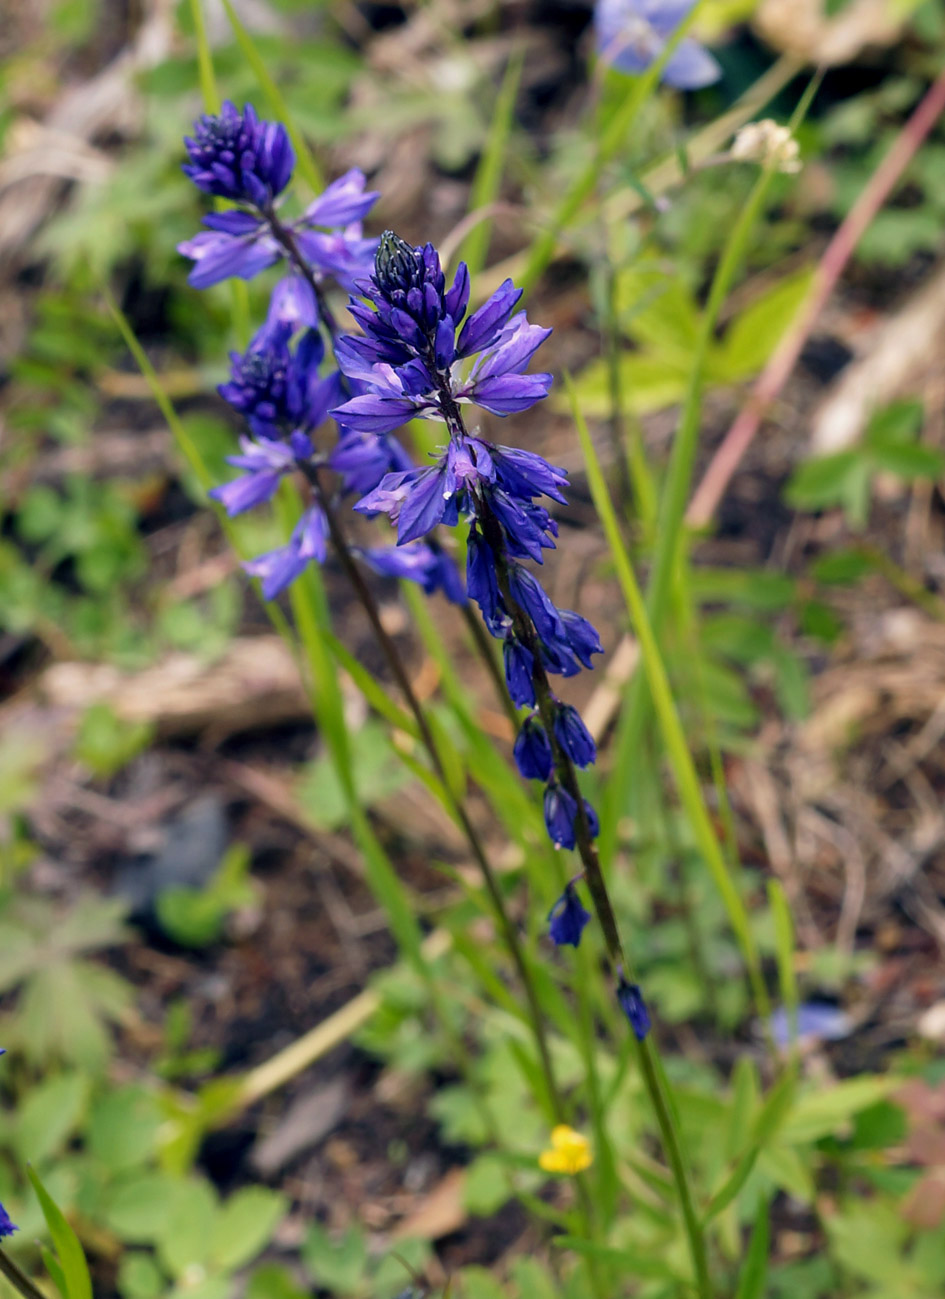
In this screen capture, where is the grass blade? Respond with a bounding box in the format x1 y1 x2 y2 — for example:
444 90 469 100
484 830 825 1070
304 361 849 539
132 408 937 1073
26 1167 92 1299
219 0 323 192
569 373 769 1017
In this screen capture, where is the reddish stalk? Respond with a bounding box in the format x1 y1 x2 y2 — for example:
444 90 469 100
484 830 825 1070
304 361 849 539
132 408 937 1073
686 64 945 531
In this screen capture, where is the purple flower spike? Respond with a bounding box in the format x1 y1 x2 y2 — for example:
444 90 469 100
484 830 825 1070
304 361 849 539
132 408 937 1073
594 0 722 91
548 883 591 948
340 228 606 853
513 716 554 781
183 101 295 205
0 1202 18 1239
617 978 651 1041
553 704 597 769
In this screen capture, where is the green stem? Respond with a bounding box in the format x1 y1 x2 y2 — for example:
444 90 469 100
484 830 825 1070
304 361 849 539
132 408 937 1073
572 380 769 1023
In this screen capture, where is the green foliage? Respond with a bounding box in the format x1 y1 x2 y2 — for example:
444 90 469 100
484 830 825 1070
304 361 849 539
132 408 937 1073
73 703 155 780
0 893 132 1070
567 263 812 416
787 400 941 526
155 843 257 948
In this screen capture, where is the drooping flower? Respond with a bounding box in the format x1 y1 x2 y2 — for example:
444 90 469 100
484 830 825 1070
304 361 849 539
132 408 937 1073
513 716 554 781
538 1125 593 1175
553 704 597 769
543 783 599 851
617 977 651 1041
548 882 591 948
243 506 328 600
209 431 313 518
594 0 721 90
358 543 466 604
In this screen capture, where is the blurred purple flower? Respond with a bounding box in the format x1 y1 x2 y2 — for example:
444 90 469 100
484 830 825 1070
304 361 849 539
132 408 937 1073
769 1003 853 1048
358 543 466 604
595 0 721 90
0 1202 17 1239
243 506 328 600
617 978 651 1040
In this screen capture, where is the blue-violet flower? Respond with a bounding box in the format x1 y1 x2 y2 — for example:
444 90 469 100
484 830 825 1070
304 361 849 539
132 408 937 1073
513 716 554 781
617 978 652 1041
595 0 721 90
548 883 591 948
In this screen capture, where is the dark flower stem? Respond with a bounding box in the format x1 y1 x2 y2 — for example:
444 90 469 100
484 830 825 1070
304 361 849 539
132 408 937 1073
0 1250 49 1299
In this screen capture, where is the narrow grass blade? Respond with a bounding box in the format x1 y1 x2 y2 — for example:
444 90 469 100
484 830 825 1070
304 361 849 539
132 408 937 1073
702 1146 760 1224
219 0 323 192
188 0 219 112
735 1197 770 1299
26 1168 92 1299
768 879 798 1046
569 374 768 1016
456 53 523 282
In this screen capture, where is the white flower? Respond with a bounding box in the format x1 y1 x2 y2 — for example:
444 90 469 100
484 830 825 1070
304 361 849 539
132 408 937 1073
732 119 802 174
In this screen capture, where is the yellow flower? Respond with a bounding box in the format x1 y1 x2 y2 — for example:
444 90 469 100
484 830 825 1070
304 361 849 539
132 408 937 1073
538 1125 593 1175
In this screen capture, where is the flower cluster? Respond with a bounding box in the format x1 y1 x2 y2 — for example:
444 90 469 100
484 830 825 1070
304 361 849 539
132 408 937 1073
338 233 603 860
594 0 721 91
179 106 464 607
179 101 378 301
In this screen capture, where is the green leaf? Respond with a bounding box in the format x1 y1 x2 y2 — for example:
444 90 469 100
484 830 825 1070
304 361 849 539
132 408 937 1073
757 1143 815 1202
716 267 813 381
246 1264 309 1299
785 451 863 512
463 1154 511 1216
869 441 944 480
117 1252 165 1299
73 703 155 779
749 1065 797 1149
296 721 412 832
27 1166 93 1299
15 1073 88 1165
41 1245 68 1299
102 1172 188 1244
780 1077 895 1144
703 1145 761 1223
87 1086 163 1173
301 1222 368 1294
155 1179 218 1278
811 549 872 584
210 1188 289 1271
864 398 923 448
553 1237 684 1282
